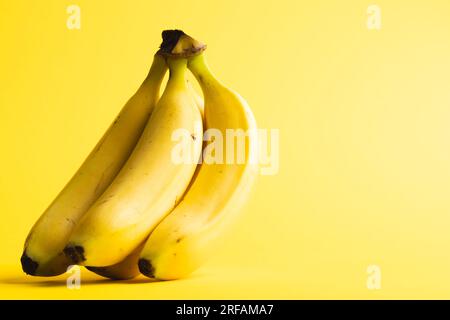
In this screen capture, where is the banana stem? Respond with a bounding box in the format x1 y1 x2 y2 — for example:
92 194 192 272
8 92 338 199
166 58 189 89
142 54 168 97
146 54 167 82
187 54 213 83
187 53 225 97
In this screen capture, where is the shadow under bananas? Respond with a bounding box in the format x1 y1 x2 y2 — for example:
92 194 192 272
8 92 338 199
0 271 206 287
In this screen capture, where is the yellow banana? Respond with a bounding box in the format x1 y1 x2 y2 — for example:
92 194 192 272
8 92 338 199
138 33 258 280
64 57 203 267
188 80 204 118
21 55 167 276
87 80 205 280
86 242 145 280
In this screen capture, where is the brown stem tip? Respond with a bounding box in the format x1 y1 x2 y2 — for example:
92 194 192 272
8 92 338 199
138 258 155 278
157 29 206 58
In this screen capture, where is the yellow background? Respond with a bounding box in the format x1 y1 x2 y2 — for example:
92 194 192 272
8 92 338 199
1 0 450 299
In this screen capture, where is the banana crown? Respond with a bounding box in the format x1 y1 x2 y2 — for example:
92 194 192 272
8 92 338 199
158 30 206 58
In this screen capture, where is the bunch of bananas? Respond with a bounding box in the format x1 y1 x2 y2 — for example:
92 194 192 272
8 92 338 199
21 30 258 280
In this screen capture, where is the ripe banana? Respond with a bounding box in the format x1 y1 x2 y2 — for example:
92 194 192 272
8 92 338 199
64 57 203 267
21 55 167 276
187 80 204 118
87 80 205 280
86 242 145 280
138 33 258 280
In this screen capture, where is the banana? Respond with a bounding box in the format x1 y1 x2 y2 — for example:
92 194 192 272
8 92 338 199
63 57 203 267
86 242 145 280
138 32 258 280
188 80 204 118
21 55 167 276
87 80 205 280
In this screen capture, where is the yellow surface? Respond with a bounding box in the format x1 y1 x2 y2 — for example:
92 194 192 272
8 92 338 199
1 0 450 299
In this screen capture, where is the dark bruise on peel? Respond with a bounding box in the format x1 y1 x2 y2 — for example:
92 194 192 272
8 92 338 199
65 217 76 226
21 252 38 275
97 193 115 206
63 245 86 264
138 258 155 277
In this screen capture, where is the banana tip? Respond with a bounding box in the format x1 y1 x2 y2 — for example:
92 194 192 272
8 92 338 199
63 245 86 264
21 252 38 275
138 258 155 278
